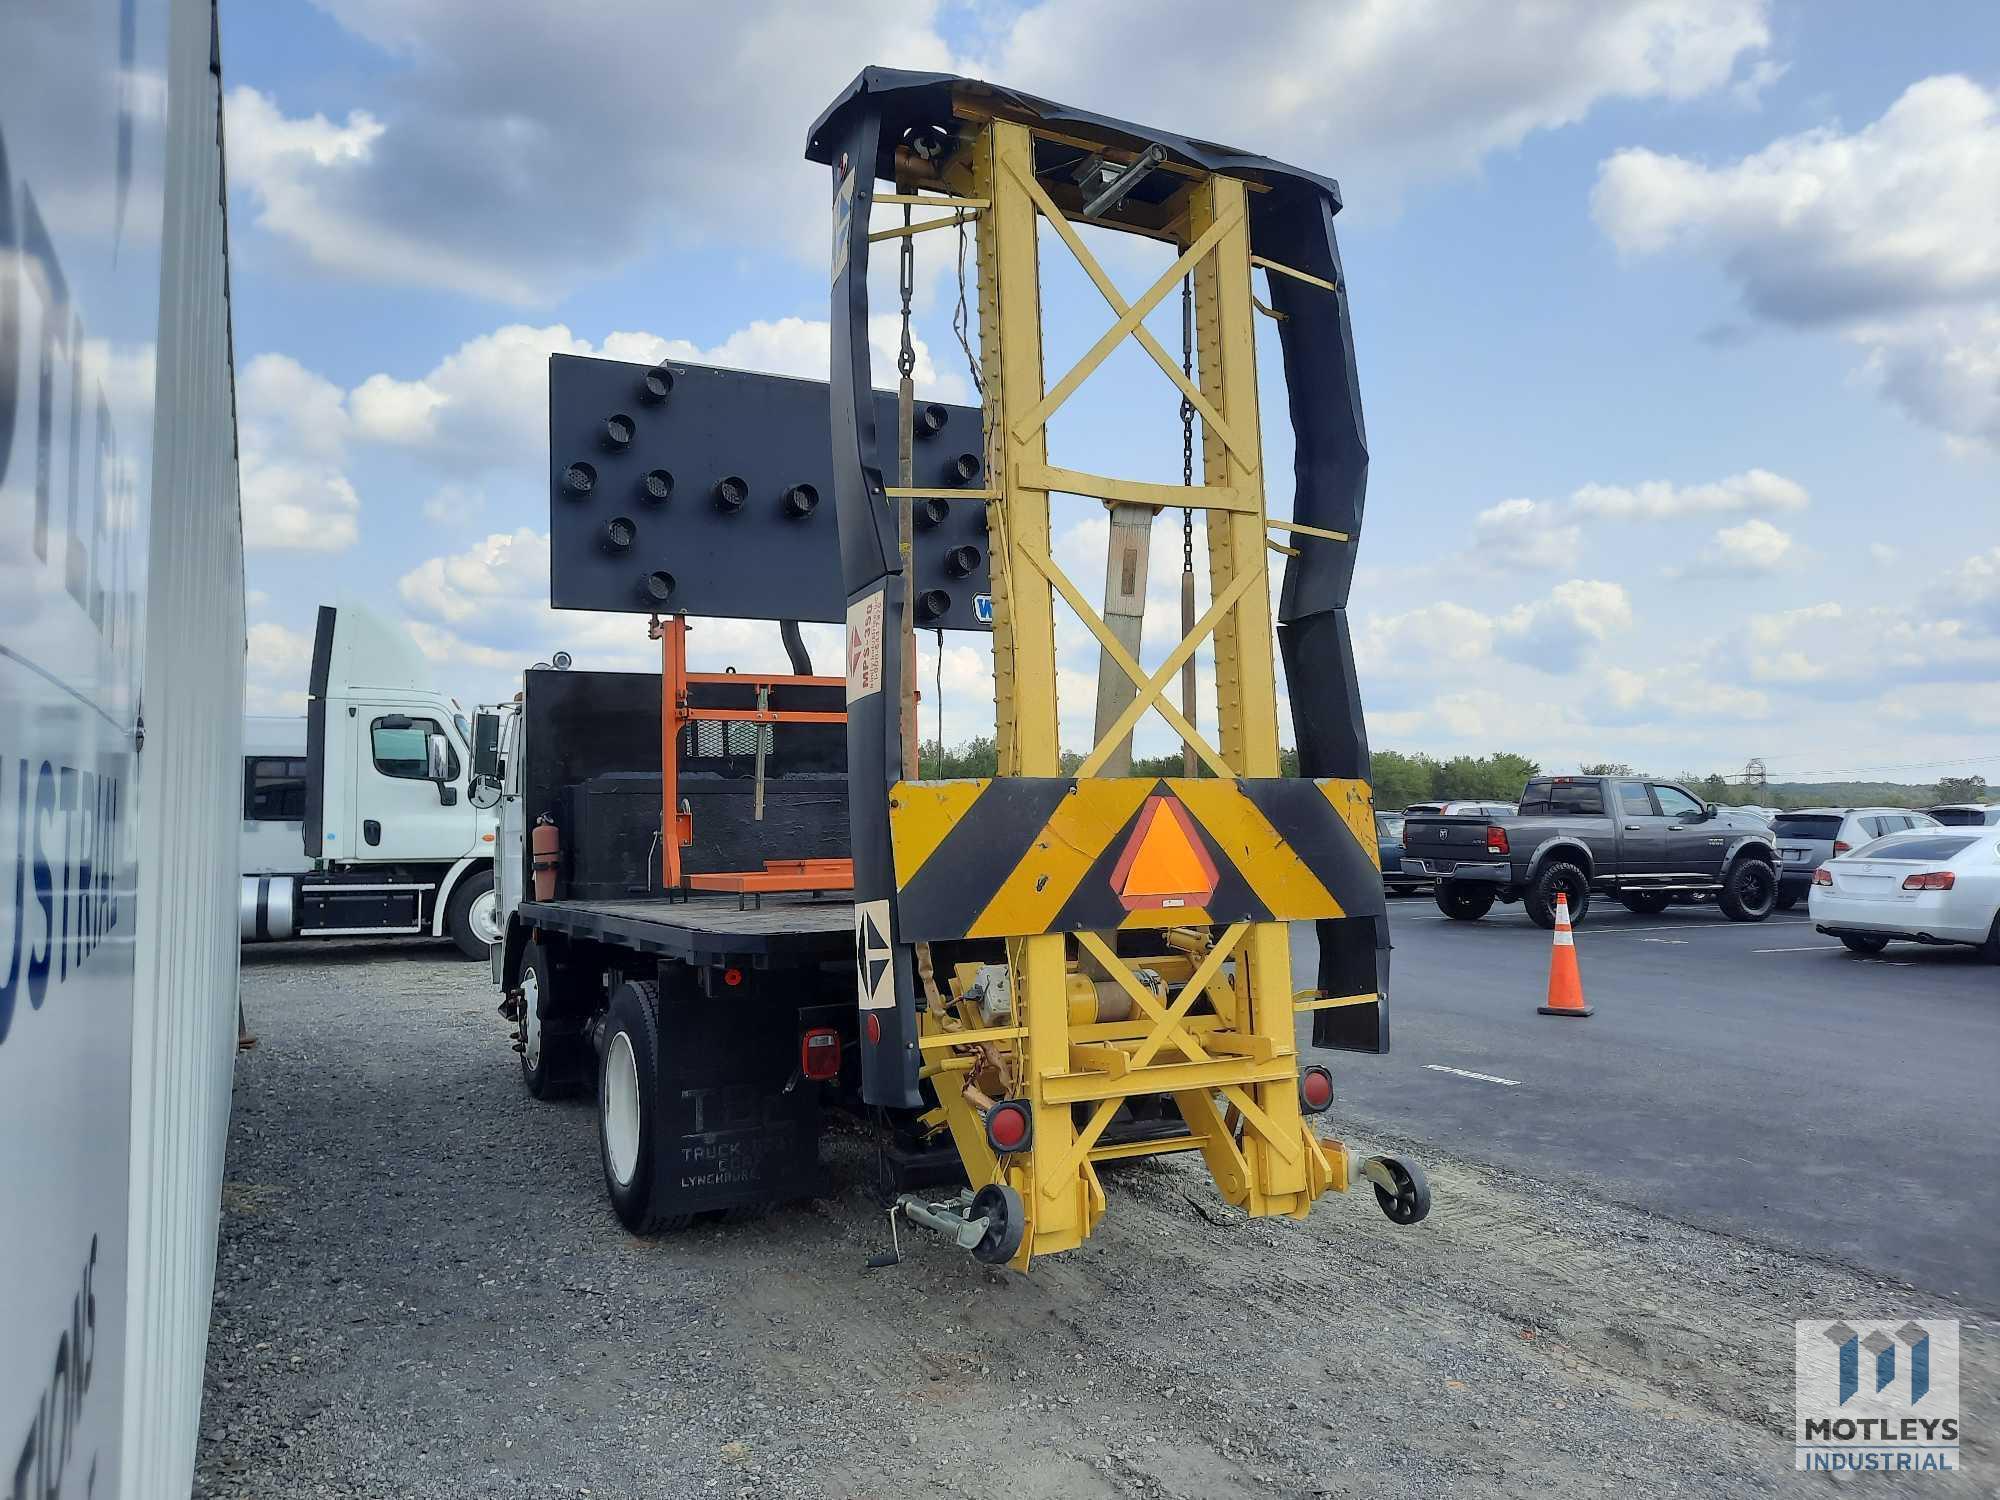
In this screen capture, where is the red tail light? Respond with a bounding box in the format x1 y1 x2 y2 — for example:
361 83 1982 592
1901 871 1955 891
1832 840 1851 854
1298 1065 1335 1115
800 1027 841 1081
1485 825 1510 855
1813 868 1832 886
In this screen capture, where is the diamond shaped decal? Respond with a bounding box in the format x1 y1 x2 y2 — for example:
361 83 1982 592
1109 795 1219 912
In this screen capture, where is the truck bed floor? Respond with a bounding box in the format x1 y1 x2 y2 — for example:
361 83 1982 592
519 893 854 962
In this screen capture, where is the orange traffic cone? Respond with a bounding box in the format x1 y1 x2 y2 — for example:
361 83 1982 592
1537 892 1593 1017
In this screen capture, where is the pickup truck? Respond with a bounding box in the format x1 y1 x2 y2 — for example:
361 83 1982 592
1401 774 1779 928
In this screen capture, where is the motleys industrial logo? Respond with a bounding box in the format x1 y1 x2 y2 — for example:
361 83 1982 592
1795 1319 1959 1473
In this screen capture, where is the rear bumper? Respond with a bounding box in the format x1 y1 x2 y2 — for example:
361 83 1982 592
1809 892 1989 946
1404 857 1510 885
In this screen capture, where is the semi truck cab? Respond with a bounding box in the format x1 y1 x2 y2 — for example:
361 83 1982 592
240 602 500 955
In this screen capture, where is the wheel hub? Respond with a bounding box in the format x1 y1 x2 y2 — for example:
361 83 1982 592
520 970 543 1070
469 887 502 945
603 1031 642 1187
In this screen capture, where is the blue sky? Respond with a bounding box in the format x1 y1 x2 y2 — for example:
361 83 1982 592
223 1 1999 788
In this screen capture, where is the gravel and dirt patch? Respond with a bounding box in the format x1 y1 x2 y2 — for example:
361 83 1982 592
196 941 1994 1498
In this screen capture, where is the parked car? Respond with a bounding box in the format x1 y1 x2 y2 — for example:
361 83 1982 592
1403 774 1778 928
1922 803 2000 828
1771 807 1941 910
1375 811 1428 894
1809 828 2000 961
1402 800 1517 818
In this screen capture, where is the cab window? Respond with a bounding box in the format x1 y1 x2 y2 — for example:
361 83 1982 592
242 756 308 821
1616 782 1654 816
371 716 458 780
1651 784 1703 820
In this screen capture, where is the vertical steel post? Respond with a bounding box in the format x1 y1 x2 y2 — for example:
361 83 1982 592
1189 174 1310 1213
974 118 1088 1259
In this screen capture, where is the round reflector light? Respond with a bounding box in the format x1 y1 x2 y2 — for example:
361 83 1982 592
1299 1065 1334 1114
985 1100 1032 1154
864 1012 882 1045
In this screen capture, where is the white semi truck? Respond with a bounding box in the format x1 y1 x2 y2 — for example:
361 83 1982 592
238 603 502 957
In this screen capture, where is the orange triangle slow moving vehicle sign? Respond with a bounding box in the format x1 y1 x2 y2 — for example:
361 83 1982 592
1110 794 1220 912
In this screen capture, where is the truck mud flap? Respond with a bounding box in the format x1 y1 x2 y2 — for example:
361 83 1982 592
649 985 823 1215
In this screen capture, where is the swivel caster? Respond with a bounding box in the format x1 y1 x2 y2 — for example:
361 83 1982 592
1361 1155 1431 1225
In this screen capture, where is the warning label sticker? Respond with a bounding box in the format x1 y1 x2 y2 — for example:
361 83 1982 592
846 591 884 702
855 899 895 1010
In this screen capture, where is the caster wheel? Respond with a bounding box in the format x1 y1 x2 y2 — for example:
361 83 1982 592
971 1183 1026 1265
1370 1156 1431 1226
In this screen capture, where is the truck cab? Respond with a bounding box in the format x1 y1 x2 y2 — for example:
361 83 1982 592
240 602 500 955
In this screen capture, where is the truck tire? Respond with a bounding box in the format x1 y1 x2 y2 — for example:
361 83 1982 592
1717 857 1777 922
444 867 501 959
1524 861 1590 930
517 939 588 1100
1434 883 1495 922
1619 891 1671 915
599 979 691 1235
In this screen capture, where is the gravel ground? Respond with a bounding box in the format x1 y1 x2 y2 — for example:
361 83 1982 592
196 941 1995 1498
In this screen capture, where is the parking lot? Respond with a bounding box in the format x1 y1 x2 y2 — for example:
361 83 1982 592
1306 893 2000 1306
196 922 1997 1498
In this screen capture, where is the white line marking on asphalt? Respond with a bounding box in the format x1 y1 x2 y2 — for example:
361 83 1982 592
1640 937 1689 945
1423 1063 1521 1087
1753 944 1843 954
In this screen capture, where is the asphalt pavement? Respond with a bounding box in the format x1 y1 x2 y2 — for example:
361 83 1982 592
1297 892 2000 1309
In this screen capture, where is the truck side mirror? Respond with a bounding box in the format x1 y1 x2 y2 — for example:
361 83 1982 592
472 711 502 781
1704 802 1719 818
426 731 452 781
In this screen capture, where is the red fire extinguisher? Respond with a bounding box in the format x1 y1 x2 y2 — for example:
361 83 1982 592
531 816 560 901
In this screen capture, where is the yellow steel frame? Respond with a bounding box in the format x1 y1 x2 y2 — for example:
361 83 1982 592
911 110 1346 1268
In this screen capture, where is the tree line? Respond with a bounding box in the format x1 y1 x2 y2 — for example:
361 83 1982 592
917 739 1991 813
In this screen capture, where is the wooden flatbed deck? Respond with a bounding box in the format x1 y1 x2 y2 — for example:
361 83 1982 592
517 894 854 963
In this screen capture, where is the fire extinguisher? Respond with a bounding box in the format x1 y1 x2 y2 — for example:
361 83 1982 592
531 815 560 901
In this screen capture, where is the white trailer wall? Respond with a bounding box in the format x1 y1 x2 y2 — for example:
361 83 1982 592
121 0 245 1491
0 2 240 1496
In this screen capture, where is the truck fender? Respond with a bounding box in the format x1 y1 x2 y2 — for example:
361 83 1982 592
1525 837 1594 882
1720 834 1776 870
499 914 529 994
431 853 491 935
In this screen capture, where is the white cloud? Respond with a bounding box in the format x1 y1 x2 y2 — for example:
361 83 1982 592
1496 579 1633 671
225 4 952 301
244 621 316 714
1470 498 1582 570
346 318 963 469
237 353 363 551
990 0 1773 215
1356 579 1631 679
228 2 1769 303
1677 516 1794 577
1594 75 2000 449
1570 468 1808 521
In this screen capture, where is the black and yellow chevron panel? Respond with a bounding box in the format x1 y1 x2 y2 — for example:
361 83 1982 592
887 777 1378 942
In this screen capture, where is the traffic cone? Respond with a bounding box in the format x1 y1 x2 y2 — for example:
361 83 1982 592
1537 893 1593 1017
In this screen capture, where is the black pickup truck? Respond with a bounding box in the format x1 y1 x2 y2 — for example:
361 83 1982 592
1401 775 1778 928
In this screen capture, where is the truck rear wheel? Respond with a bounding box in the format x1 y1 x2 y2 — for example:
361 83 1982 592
1717 857 1776 922
1433 883 1495 921
518 940 588 1100
445 867 500 959
1525 862 1590 929
599 979 691 1235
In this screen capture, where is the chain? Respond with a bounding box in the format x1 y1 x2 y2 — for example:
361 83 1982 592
897 204 917 380
1180 272 1194 573
953 210 983 395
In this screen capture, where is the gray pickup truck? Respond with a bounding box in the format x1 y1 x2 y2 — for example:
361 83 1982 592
1401 774 1778 928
